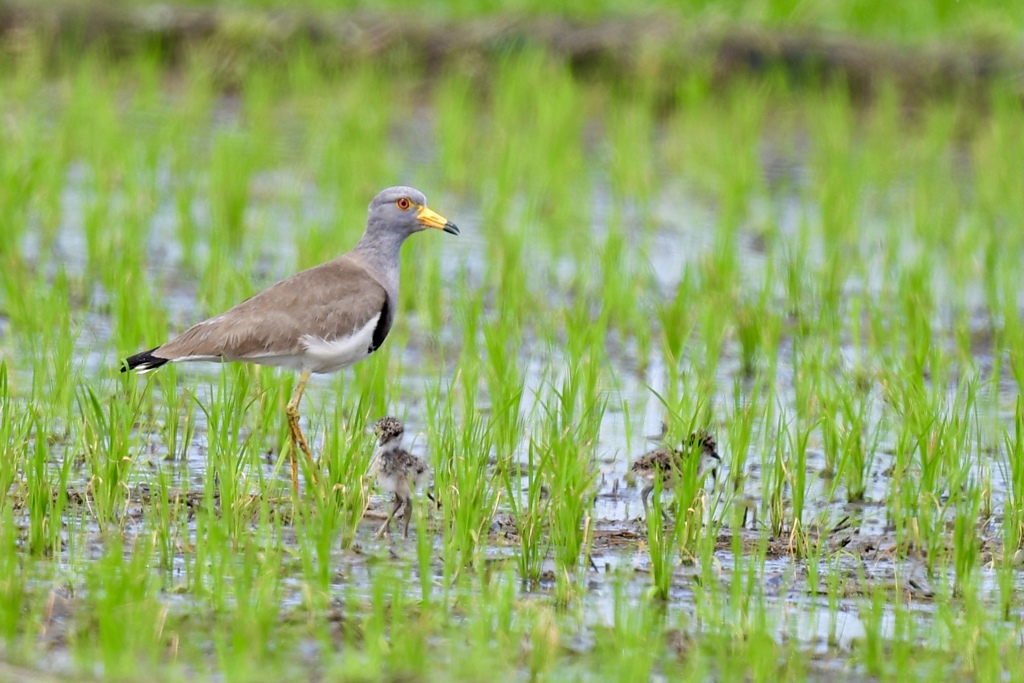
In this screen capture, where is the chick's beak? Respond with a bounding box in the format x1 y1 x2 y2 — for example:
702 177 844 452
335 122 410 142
417 205 460 234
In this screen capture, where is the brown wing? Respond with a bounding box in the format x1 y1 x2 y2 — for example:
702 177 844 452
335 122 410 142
153 254 388 362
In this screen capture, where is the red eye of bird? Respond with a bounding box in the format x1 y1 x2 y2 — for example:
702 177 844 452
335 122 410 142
396 197 411 210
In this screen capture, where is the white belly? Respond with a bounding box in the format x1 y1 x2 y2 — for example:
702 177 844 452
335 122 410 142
298 313 381 374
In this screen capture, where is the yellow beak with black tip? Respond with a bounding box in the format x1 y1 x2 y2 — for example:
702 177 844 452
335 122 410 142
417 205 460 235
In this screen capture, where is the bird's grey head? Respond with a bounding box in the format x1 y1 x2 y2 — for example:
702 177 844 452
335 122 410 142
366 186 460 238
373 416 405 447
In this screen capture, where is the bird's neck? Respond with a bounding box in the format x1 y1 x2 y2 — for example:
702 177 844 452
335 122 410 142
351 220 410 285
368 440 400 474
376 440 401 456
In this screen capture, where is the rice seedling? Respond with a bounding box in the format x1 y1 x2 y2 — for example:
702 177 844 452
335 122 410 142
426 385 498 577
482 307 527 472
505 438 550 584
597 577 664 680
820 373 879 503
75 379 146 531
0 363 26 509
538 358 603 602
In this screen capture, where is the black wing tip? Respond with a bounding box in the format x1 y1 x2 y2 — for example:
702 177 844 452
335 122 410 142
121 347 169 373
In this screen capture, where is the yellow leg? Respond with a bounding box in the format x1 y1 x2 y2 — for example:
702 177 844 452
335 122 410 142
286 371 317 492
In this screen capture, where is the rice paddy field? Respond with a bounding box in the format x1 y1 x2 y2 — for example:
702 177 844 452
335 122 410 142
1 2 1024 680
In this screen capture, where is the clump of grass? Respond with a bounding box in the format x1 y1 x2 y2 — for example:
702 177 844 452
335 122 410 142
427 385 498 577
505 438 549 585
190 367 265 539
0 503 32 649
820 374 879 502
998 398 1024 616
537 356 603 602
595 577 664 679
207 128 256 254
482 307 526 473
316 400 374 553
0 362 28 510
641 403 717 599
75 379 146 532
76 534 167 677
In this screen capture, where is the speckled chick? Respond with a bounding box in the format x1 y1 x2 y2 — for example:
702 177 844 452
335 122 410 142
368 417 431 538
630 430 720 518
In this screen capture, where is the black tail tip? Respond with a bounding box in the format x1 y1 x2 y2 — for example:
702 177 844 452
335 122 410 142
121 347 169 373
